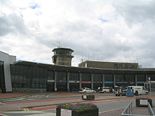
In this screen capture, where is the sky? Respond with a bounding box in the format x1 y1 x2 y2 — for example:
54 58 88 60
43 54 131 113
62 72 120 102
0 0 155 67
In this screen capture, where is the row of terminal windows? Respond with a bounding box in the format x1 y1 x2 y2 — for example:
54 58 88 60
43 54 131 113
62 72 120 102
10 65 155 89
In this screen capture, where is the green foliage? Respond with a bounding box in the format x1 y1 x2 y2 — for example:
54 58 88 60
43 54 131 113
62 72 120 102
58 103 97 112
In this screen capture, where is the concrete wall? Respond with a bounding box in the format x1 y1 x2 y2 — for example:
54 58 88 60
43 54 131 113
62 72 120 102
0 51 16 92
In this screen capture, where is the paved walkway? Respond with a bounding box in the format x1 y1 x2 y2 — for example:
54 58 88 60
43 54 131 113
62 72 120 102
1 92 155 116
0 93 27 99
2 111 56 116
0 93 123 116
0 93 119 112
133 107 149 115
100 109 123 116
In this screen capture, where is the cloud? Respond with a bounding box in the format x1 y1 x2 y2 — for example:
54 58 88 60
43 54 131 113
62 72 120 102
0 0 9 4
0 0 155 67
113 0 155 24
113 0 155 67
29 2 40 9
36 18 136 63
0 13 28 36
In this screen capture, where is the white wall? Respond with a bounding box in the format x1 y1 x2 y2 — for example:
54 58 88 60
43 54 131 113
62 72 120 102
0 51 16 92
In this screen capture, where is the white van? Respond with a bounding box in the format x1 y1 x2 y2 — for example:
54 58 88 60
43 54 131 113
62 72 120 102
127 86 148 95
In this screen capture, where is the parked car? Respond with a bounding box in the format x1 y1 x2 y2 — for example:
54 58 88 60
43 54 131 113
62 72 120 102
99 87 113 93
79 87 96 93
114 86 127 96
114 86 123 96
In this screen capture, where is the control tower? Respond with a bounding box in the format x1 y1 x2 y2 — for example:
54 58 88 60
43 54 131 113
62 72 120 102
52 48 74 66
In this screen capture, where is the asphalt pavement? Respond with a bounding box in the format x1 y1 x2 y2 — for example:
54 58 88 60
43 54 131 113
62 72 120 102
0 92 155 116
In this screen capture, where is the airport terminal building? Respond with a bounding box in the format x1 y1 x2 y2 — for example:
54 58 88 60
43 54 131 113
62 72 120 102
1 48 155 92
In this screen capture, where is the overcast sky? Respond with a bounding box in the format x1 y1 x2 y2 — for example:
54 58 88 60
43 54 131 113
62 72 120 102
0 0 155 67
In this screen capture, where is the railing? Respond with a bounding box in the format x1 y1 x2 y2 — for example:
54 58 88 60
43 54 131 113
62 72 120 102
121 101 133 116
121 101 155 116
148 102 155 116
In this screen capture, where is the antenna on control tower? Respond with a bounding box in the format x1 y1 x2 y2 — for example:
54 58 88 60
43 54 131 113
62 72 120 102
57 41 63 48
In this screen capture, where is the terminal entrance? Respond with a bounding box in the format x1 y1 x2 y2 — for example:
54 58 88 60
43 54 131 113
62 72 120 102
0 61 6 93
69 83 79 92
56 82 67 91
93 83 102 90
46 82 54 92
81 83 91 88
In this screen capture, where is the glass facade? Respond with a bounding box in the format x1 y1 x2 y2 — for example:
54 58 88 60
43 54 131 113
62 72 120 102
56 71 67 82
0 61 5 92
115 74 126 86
93 74 102 89
93 74 102 82
69 72 79 81
124 74 135 84
56 71 67 91
11 64 48 89
115 74 136 86
137 74 146 86
147 74 155 81
69 83 79 91
69 72 79 91
81 73 91 88
10 62 155 92
81 73 91 81
104 74 113 87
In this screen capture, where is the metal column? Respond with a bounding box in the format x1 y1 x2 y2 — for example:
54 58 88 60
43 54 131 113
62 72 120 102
102 74 105 87
54 71 57 92
91 74 94 90
135 74 137 86
79 72 82 89
113 74 116 88
67 72 70 92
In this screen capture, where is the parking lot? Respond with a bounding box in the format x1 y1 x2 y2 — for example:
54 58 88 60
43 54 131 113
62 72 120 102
0 92 155 116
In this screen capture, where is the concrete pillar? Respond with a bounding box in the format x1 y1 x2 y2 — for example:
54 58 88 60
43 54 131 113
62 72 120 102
0 52 16 92
91 74 94 90
54 71 57 92
79 73 82 89
135 74 137 86
146 74 148 82
102 74 105 87
113 74 116 88
67 72 70 92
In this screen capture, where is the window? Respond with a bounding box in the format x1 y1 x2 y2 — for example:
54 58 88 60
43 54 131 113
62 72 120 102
81 73 91 81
